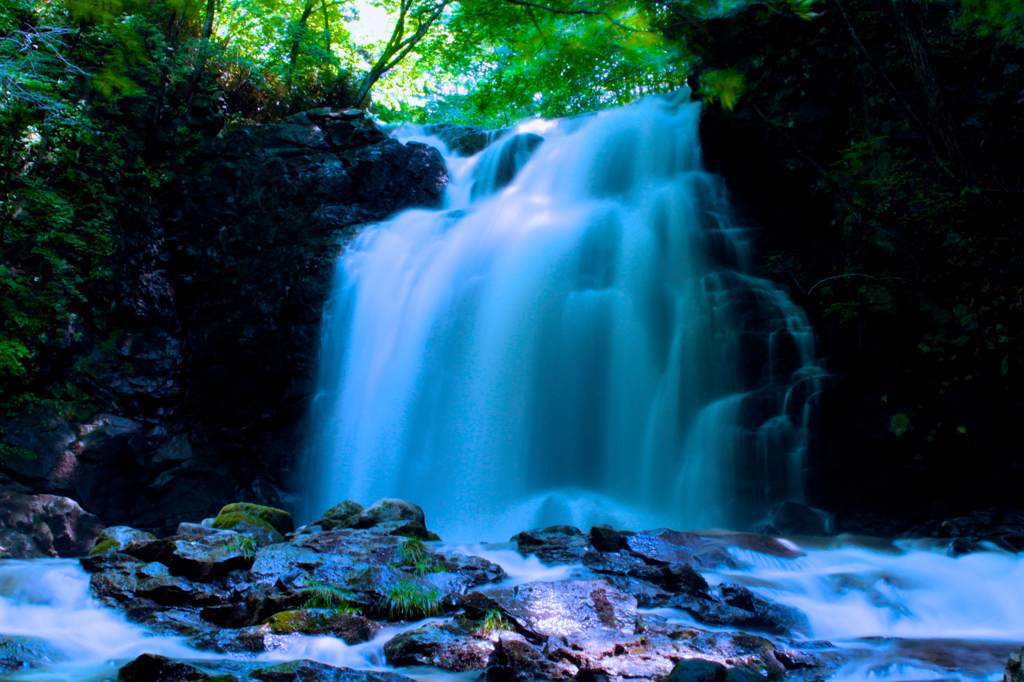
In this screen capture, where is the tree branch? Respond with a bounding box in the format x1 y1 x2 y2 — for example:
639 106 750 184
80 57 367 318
502 0 651 32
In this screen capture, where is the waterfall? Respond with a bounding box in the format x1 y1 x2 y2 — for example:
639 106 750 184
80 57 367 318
303 93 826 541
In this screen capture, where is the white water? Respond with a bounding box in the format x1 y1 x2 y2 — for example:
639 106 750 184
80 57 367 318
304 94 826 541
3 542 1022 681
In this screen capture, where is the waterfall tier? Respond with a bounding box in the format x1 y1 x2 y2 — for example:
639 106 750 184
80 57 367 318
304 94 826 541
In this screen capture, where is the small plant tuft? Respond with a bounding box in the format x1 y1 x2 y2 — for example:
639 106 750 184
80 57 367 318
301 581 361 614
479 609 512 636
382 577 443 620
223 535 258 559
396 537 444 575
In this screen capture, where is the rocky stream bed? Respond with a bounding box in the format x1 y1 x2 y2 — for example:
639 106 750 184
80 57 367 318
2 496 1023 682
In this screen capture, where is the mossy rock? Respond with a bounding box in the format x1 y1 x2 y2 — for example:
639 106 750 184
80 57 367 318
217 503 293 534
261 609 379 644
318 500 364 531
211 512 283 546
88 526 156 555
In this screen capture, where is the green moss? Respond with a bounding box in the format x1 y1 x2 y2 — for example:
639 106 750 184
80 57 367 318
263 610 308 634
211 511 276 535
88 539 119 555
217 502 293 534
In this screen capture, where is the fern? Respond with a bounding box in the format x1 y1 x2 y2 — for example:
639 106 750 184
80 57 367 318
701 69 747 113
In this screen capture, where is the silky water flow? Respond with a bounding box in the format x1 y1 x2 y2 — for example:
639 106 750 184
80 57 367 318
303 93 827 541
3 96 1024 682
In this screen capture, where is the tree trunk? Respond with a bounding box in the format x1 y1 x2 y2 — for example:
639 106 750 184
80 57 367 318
887 0 970 174
203 0 216 39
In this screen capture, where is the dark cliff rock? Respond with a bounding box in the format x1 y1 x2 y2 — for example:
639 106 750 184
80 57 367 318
1 109 449 532
691 1 1024 529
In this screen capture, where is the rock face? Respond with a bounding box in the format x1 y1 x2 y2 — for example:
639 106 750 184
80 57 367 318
692 1 1024 527
0 484 104 558
116 654 417 682
0 109 449 532
1007 646 1024 682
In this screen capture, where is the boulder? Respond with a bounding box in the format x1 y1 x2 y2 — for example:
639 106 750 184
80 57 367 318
472 579 637 641
512 525 592 565
0 636 66 673
117 653 206 682
189 626 290 654
210 512 284 546
435 550 508 586
351 499 426 529
623 529 740 569
667 659 726 682
1007 646 1024 682
122 534 257 581
245 660 415 682
317 500 364 531
0 486 104 557
383 621 495 671
89 526 156 555
216 503 293 535
667 584 807 636
262 609 379 644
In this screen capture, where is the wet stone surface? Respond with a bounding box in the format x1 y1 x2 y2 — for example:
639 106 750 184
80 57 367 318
80 501 842 682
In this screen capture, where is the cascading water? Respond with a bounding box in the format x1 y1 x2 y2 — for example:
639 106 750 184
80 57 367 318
303 93 826 541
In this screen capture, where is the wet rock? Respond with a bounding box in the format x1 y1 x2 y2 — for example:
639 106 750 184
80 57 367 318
89 526 156 555
118 653 206 682
384 621 494 671
699 532 806 560
177 522 234 539
481 631 575 681
0 486 104 557
727 668 767 682
475 579 637 641
352 499 426 529
262 609 379 643
668 584 807 636
623 529 740 569
583 550 709 596
590 525 627 552
217 503 294 535
0 529 45 559
84 553 223 610
318 500 364 531
247 660 416 682
667 658 727 682
123 534 257 581
189 626 290 654
1007 645 1024 682
372 519 437 541
131 605 219 637
512 525 592 565
211 512 284 546
424 123 494 156
0 635 66 672
200 602 256 628
436 550 508 586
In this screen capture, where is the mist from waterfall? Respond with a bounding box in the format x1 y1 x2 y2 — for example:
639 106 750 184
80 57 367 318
303 93 826 541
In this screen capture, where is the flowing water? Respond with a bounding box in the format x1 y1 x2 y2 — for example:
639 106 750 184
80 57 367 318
303 93 826 541
2 97 1016 682
1 541 1021 681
